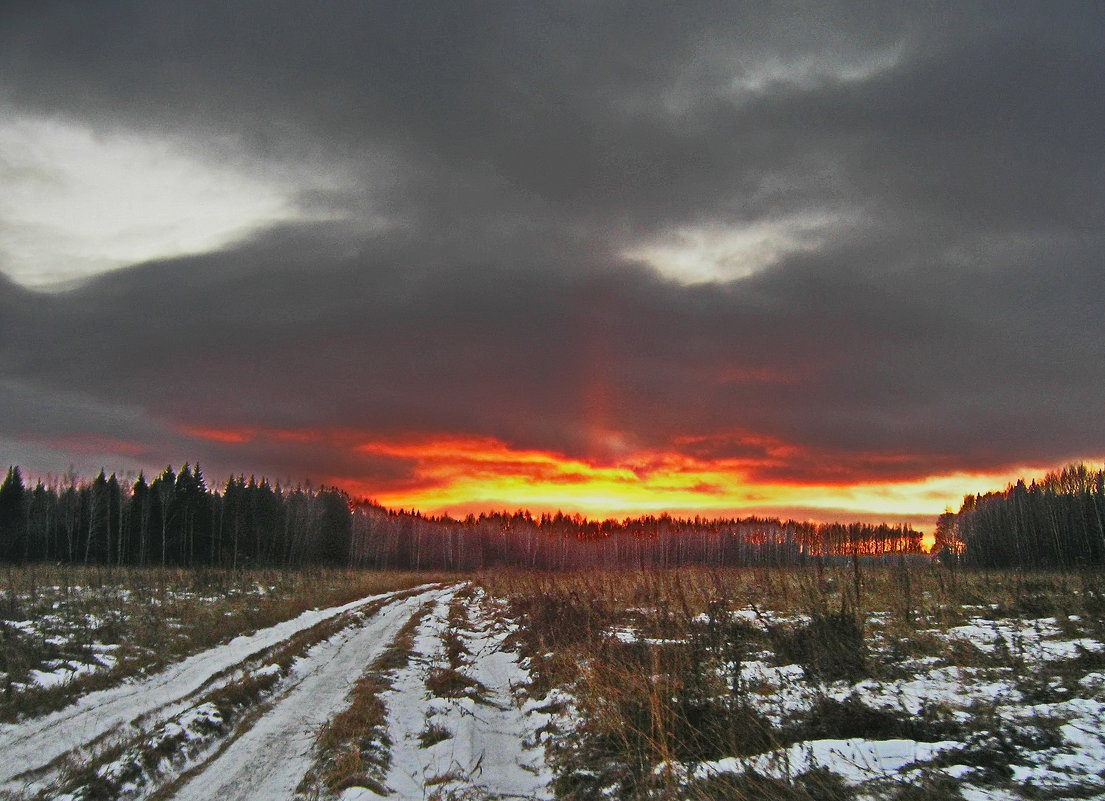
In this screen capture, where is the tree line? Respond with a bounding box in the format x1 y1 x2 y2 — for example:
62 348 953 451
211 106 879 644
0 465 350 568
349 506 924 570
0 463 925 570
936 463 1105 569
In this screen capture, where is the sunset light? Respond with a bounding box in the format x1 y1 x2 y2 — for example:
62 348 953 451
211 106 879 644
167 428 1048 533
2 3 1103 552
4 6 1105 797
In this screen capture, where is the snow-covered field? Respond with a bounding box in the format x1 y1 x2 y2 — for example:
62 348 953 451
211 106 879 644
0 580 558 801
676 608 1105 800
0 588 431 793
3 569 1105 801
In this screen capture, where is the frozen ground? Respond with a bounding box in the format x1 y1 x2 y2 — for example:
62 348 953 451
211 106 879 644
661 607 1105 799
358 588 554 801
0 580 299 702
169 586 453 801
0 584 445 799
5 579 1105 801
2 582 556 801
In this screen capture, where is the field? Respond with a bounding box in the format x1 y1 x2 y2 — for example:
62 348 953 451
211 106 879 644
1 565 1104 801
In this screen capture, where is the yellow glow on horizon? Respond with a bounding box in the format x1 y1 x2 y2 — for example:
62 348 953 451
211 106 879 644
349 434 1055 532
181 424 1069 534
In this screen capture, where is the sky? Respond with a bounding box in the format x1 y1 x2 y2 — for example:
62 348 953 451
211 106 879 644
1 2 1103 530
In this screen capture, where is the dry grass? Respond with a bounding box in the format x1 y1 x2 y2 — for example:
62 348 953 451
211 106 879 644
423 586 490 702
313 672 392 794
479 566 1105 801
443 592 473 670
426 665 485 699
419 720 452 748
685 766 853 801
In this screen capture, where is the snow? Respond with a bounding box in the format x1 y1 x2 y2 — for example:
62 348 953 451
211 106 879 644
9 581 1105 801
650 608 1105 799
27 658 106 689
0 584 442 796
946 616 1102 662
171 586 453 801
960 788 1021 801
339 788 383 801
606 625 688 646
693 738 960 784
371 589 554 800
92 701 227 797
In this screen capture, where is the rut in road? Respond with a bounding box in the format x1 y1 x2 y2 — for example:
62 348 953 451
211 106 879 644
0 585 440 796
167 585 458 801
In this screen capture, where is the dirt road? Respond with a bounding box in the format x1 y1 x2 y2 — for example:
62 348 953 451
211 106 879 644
0 585 448 798
169 585 456 801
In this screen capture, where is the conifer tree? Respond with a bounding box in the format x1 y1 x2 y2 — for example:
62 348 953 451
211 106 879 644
0 466 27 562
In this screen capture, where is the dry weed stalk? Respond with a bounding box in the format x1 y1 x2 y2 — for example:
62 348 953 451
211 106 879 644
479 565 1102 800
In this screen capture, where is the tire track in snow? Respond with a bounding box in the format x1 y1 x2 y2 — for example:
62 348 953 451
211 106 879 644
379 589 553 801
168 586 457 801
0 585 439 793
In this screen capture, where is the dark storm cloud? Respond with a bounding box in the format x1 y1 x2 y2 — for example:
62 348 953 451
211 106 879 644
1 2 1104 487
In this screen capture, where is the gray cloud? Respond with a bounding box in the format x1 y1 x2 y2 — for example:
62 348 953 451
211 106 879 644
0 2 1103 492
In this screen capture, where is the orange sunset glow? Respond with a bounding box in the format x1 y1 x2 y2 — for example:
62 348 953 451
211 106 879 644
358 437 1045 530
3 4 1104 570
182 426 1047 537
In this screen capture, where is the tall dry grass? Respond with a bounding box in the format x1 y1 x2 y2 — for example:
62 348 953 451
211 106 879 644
480 565 1105 800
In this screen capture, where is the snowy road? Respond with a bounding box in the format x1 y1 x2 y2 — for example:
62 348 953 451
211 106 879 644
0 584 442 795
168 586 454 801
377 589 554 801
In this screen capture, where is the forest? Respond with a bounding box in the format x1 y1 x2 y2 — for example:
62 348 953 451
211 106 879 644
0 463 924 569
939 462 1105 569
5 461 1104 571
